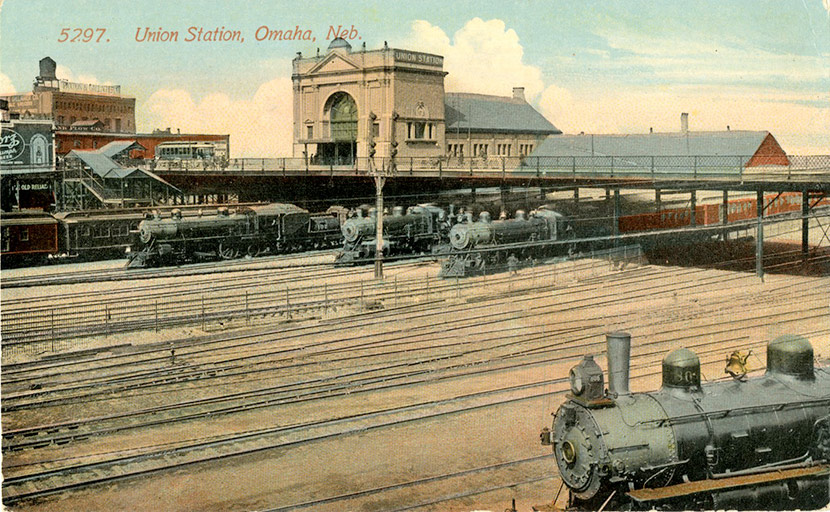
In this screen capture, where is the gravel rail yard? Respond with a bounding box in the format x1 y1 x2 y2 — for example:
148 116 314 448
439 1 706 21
2 248 828 511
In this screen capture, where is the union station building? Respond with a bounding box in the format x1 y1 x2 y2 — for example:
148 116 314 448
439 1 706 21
292 38 561 165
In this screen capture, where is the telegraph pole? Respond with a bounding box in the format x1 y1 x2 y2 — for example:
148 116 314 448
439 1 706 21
373 170 385 279
369 111 398 280
367 112 397 280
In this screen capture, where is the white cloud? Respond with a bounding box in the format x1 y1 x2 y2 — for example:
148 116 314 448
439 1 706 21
0 72 16 95
405 18 545 99
55 65 112 86
138 76 293 158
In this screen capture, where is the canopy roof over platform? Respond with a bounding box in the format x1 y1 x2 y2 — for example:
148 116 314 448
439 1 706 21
532 131 789 166
67 148 179 189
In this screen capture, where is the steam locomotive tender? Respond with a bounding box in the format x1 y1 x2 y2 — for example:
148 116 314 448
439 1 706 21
129 203 341 267
335 204 452 265
439 207 570 277
542 332 830 510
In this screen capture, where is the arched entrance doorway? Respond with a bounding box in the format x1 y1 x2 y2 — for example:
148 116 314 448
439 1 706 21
320 92 357 165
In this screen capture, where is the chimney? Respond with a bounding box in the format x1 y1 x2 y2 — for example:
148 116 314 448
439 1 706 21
606 332 631 397
681 112 689 134
512 87 525 101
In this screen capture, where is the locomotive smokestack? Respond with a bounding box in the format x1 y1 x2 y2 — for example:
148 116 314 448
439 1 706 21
606 332 631 397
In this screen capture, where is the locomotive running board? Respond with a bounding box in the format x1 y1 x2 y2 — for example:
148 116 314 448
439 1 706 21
626 464 830 503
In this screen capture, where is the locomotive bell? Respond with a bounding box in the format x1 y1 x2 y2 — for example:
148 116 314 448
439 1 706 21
662 348 701 389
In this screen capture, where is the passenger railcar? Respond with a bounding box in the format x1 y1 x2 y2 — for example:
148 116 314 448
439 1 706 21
542 332 830 510
155 141 225 160
54 210 144 260
153 141 229 171
1 211 60 266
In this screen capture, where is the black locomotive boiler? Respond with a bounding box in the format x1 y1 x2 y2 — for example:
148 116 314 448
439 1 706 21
128 203 342 267
335 204 452 265
542 332 830 510
439 207 570 277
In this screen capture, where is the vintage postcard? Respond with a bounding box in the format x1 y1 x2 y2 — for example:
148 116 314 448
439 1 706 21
1 1 829 511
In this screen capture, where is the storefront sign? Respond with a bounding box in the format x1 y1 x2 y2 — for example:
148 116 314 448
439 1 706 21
0 129 25 162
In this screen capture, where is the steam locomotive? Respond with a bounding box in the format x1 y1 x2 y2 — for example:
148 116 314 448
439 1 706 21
334 204 453 265
542 332 830 510
439 207 571 277
128 203 342 267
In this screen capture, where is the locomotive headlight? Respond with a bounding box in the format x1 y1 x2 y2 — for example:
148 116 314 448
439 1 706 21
569 367 584 396
561 440 577 464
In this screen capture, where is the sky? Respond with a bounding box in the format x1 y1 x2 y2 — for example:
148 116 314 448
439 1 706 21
1 0 828 156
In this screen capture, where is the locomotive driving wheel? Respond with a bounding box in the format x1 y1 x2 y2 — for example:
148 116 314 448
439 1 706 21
219 241 240 259
246 244 261 258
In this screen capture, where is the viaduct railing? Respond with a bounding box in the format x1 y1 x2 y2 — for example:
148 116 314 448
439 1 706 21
145 154 830 183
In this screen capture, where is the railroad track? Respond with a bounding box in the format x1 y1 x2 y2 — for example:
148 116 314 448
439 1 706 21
263 454 556 512
3 287 825 448
0 261 800 401
3 261 825 413
3 342 806 507
3 255 827 509
0 248 341 290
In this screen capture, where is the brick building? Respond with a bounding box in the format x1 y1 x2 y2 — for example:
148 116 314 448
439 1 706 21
2 57 136 133
55 129 229 159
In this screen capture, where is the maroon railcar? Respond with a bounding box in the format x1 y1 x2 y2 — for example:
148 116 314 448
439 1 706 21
1 211 59 266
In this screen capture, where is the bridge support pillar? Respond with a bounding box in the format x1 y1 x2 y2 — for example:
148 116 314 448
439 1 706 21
802 191 810 264
374 174 386 280
756 190 764 281
471 187 477 204
655 188 661 212
613 188 621 244
690 189 697 227
722 190 729 241
573 187 579 205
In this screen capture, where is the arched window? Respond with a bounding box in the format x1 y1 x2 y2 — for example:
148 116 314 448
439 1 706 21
30 134 48 165
327 92 357 141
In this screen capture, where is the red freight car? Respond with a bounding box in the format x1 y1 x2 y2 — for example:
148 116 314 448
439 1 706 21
619 193 828 233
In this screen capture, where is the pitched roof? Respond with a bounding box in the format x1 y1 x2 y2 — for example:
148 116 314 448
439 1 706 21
66 149 180 189
444 93 560 135
99 140 146 159
68 150 125 177
70 119 104 129
531 131 775 158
